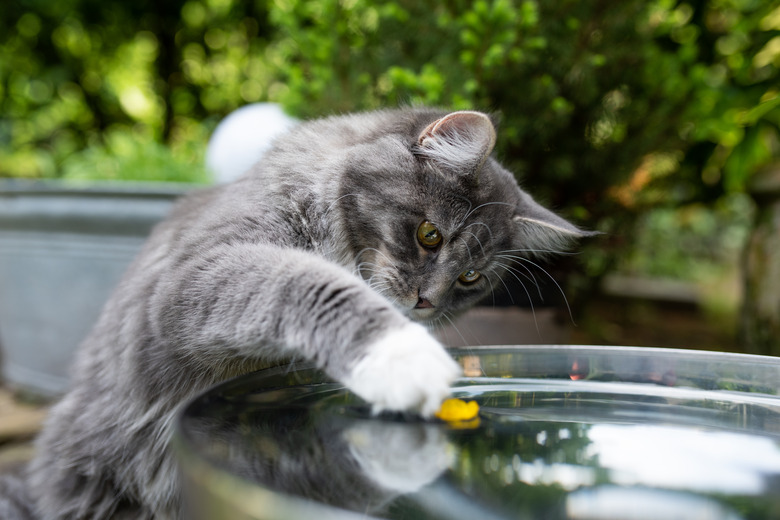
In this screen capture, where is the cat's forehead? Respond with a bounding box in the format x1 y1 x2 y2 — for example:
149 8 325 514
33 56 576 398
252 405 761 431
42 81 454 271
423 168 517 224
346 127 518 227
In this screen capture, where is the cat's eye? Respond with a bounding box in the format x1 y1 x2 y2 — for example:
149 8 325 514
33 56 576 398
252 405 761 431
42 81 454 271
459 269 481 284
417 221 442 248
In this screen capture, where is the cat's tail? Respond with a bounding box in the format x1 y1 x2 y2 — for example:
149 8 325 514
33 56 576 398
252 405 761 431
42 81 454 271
0 464 37 520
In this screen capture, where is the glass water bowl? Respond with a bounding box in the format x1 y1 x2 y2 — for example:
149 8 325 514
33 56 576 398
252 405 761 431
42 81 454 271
174 345 780 520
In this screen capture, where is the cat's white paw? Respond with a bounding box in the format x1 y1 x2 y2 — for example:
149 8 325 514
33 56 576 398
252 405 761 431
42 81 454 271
343 323 461 416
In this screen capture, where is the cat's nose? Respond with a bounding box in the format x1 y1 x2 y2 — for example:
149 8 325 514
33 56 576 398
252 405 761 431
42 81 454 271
415 297 435 309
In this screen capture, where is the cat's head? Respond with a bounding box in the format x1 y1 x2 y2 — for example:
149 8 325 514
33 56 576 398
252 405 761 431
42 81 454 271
338 109 592 323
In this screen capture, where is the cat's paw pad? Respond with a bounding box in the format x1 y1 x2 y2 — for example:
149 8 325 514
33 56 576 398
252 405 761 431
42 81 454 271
343 323 461 416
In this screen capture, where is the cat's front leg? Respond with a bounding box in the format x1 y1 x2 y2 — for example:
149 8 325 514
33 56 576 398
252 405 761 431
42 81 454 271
158 244 460 415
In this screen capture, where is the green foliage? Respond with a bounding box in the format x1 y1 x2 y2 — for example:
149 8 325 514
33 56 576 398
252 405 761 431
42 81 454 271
0 0 271 182
60 129 211 183
263 0 779 217
617 193 754 281
0 0 778 238
658 0 780 200
267 0 652 213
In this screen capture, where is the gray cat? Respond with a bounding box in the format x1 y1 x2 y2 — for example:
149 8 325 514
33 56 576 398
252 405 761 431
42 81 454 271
1 108 589 519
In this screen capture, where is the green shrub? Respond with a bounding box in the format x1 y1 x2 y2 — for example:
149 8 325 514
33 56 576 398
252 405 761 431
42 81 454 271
2 0 778 283
60 129 210 184
264 0 779 222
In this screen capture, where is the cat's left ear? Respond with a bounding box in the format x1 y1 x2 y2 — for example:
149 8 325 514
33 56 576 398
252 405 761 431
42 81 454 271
513 190 599 252
416 111 497 179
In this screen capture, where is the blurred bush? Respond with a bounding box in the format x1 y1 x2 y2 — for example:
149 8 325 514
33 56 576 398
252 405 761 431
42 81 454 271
617 193 753 281
1 0 779 272
263 1 779 210
60 129 210 183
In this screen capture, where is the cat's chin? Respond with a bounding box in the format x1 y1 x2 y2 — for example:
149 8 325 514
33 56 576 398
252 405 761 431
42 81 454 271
406 307 439 322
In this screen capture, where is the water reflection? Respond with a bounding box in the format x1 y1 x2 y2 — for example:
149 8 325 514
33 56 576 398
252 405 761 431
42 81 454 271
566 487 744 520
180 392 780 519
177 347 780 520
587 424 780 495
180 405 434 516
343 420 452 494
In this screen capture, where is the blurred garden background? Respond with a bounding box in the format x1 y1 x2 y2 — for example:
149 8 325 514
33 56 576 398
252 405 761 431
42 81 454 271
2 0 780 354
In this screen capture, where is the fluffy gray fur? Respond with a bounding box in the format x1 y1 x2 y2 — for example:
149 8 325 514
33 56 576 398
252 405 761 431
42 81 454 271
1 107 588 519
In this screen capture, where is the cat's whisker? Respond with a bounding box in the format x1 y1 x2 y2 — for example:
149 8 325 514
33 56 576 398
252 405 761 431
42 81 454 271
382 291 402 310
494 265 522 307
461 201 513 223
363 269 383 282
357 269 378 284
494 264 543 338
510 261 545 301
494 257 543 298
496 251 574 302
496 253 561 264
366 274 391 293
353 259 393 296
461 230 487 260
452 194 473 226
441 311 472 348
463 220 495 244
512 256 577 325
494 262 541 300
324 192 359 217
354 247 397 273
497 247 580 257
354 261 382 278
369 281 392 295
430 315 442 330
483 270 498 307
360 267 393 290
353 253 398 293
456 237 474 264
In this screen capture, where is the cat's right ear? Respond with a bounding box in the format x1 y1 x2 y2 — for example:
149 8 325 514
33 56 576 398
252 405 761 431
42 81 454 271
416 111 497 181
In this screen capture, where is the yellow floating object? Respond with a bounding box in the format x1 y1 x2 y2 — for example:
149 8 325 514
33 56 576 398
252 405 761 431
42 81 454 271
435 398 479 422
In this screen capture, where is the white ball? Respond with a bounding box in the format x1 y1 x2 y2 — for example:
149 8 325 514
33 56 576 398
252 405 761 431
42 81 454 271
205 103 298 184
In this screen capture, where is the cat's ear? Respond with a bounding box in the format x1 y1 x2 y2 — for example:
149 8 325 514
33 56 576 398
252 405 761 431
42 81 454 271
513 190 598 254
416 111 497 179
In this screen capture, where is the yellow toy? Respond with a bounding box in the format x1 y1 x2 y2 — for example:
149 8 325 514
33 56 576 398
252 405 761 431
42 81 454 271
435 398 480 422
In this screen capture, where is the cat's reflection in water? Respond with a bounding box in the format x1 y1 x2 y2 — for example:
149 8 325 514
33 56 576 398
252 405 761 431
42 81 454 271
181 408 453 516
343 420 453 495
